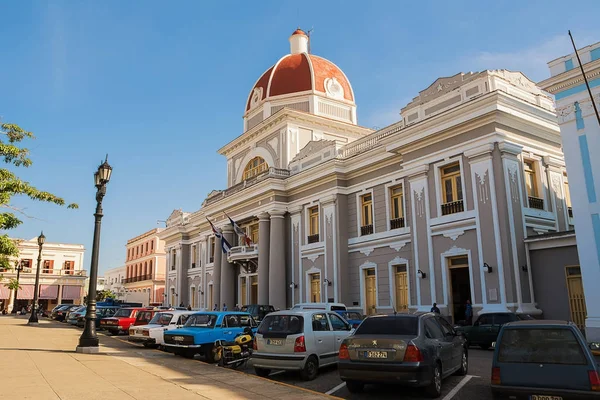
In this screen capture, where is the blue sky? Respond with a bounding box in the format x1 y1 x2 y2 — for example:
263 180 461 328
1 1 599 275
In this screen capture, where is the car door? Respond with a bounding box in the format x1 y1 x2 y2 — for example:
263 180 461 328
471 314 493 345
223 314 242 342
424 317 453 375
311 313 336 365
437 316 462 370
327 312 352 359
491 313 513 341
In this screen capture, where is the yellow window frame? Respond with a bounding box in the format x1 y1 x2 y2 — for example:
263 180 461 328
309 206 319 236
361 193 373 226
440 163 463 204
243 156 268 180
390 186 404 219
524 160 538 197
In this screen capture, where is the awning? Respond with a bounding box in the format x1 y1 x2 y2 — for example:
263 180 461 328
17 285 34 300
0 286 10 299
61 285 82 300
39 285 58 300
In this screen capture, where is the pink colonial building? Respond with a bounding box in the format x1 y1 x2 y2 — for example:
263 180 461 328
123 228 166 306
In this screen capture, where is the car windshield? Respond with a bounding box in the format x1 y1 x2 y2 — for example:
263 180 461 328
342 312 363 320
184 314 217 328
356 316 418 336
113 309 132 318
498 328 587 365
258 315 303 335
150 313 173 325
330 306 346 311
516 314 535 320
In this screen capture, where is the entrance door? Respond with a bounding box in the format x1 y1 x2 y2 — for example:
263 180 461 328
240 277 247 307
170 288 175 307
250 276 258 304
310 273 321 303
566 266 587 331
448 256 471 324
208 284 213 310
365 268 377 315
394 265 409 312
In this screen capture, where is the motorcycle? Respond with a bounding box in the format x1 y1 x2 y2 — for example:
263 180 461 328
212 327 254 369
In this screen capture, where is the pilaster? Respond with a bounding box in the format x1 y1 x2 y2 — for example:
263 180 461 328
212 234 223 310
320 196 337 303
257 212 270 304
220 226 235 310
544 156 569 231
408 166 431 310
289 206 302 306
269 209 287 310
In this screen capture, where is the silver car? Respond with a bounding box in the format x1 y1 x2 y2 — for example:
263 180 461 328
251 310 353 380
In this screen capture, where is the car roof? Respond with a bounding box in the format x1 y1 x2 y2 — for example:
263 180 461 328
190 311 251 316
267 309 333 317
504 320 573 327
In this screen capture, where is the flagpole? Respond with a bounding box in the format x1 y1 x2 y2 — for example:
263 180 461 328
568 30 600 127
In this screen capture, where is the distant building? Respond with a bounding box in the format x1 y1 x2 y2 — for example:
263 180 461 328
0 237 86 312
538 40 600 341
104 265 126 300
123 228 166 306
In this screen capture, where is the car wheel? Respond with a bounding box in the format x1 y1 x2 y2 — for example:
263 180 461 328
480 343 491 350
455 349 468 376
300 355 319 381
345 381 364 393
425 363 442 398
254 367 271 377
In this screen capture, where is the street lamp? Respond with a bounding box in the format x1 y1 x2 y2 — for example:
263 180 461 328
11 260 25 314
27 232 45 324
77 156 112 353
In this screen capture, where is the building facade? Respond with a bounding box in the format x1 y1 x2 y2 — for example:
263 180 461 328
158 29 571 323
104 265 126 300
538 40 600 340
123 228 166 306
0 238 86 312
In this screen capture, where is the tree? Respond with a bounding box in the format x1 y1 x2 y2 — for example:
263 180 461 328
0 122 78 269
96 290 116 301
3 277 21 292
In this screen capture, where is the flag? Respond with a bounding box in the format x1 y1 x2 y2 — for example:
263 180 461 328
206 217 232 254
224 212 252 247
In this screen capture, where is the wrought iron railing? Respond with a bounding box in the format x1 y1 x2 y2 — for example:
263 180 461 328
209 257 214 263
338 125 403 159
307 234 320 244
360 225 374 236
528 196 544 210
390 217 405 229
441 200 464 216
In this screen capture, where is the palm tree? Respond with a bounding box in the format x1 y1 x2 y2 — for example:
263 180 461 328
4 278 21 292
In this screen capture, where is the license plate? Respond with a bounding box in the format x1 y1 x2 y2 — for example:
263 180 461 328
173 336 185 341
364 351 387 359
530 396 562 400
267 339 283 346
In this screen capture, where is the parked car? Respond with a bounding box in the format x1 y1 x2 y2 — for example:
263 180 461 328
291 303 347 312
63 306 85 322
491 320 600 399
241 305 275 322
338 313 468 397
252 309 353 381
134 309 158 327
66 306 86 325
79 306 119 328
129 311 194 348
163 312 257 361
52 305 80 322
100 307 146 335
455 312 534 349
335 310 364 329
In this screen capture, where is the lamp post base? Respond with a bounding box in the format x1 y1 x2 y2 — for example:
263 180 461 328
75 345 100 354
26 321 39 325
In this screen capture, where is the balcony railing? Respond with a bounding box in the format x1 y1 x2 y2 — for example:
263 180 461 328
568 207 573 218
360 224 374 236
528 196 544 210
441 200 464 216
307 234 320 244
227 245 259 263
123 274 153 284
390 217 405 229
0 269 85 276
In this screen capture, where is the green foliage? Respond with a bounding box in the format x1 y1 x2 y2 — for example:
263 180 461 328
96 290 117 301
3 277 21 291
0 122 78 262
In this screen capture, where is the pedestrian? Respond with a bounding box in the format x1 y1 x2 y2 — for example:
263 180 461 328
187 304 192 311
233 304 240 311
222 303 227 311
465 299 473 325
179 302 184 308
213 304 218 311
430 303 440 314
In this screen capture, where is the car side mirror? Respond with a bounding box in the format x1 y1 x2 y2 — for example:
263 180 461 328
589 342 600 351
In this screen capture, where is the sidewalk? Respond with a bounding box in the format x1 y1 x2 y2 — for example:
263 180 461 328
0 315 335 400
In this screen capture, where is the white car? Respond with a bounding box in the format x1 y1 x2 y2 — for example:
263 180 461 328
252 310 353 380
291 302 347 312
128 310 194 348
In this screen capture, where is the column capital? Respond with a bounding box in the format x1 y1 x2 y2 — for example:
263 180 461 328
498 141 523 156
464 143 494 160
221 225 234 234
407 165 429 182
268 209 287 218
288 205 303 215
319 195 336 207
258 212 271 222
543 155 566 169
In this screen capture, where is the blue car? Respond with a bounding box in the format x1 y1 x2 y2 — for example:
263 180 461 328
163 311 258 362
335 310 364 329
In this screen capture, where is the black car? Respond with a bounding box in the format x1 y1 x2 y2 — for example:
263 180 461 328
241 304 275 322
51 305 79 321
339 313 468 397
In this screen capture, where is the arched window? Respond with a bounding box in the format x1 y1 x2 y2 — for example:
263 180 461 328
243 156 268 180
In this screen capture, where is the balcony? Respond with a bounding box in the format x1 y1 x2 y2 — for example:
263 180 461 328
360 225 374 236
390 217 405 229
227 245 259 263
307 234 320 244
528 196 544 210
0 268 86 276
568 207 573 218
441 200 464 216
123 274 153 284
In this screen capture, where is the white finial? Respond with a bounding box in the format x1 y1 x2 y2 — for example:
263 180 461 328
289 28 308 54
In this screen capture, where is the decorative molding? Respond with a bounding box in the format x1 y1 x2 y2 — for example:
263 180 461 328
359 248 374 257
267 136 279 154
324 77 345 100
389 240 409 252
307 254 319 262
498 142 523 156
442 229 465 241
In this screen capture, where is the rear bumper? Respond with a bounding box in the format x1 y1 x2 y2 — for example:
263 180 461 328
338 360 431 386
491 385 600 399
250 353 307 371
128 336 156 345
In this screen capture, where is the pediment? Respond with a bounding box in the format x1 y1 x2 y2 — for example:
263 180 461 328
290 140 336 163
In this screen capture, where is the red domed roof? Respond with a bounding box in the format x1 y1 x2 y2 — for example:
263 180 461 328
291 28 307 37
246 53 354 112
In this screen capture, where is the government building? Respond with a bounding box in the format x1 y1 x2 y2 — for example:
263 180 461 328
159 29 573 323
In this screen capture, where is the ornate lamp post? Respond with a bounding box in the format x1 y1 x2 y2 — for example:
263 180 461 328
10 260 24 314
27 232 45 324
77 156 112 353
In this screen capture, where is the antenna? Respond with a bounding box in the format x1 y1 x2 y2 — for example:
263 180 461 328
307 27 314 54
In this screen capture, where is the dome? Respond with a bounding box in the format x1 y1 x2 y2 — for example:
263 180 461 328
245 29 355 113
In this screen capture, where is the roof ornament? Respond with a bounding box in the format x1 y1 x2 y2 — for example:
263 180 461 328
307 27 314 54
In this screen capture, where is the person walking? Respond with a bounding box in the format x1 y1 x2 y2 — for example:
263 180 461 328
213 304 218 311
222 303 227 311
187 304 192 311
233 304 240 311
430 303 440 314
465 299 473 325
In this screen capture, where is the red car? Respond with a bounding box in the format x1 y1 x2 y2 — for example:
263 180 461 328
100 307 146 335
